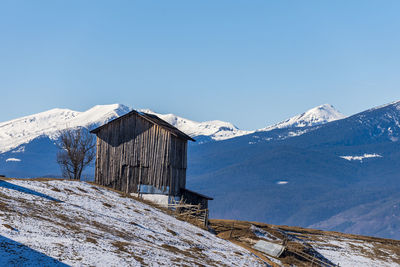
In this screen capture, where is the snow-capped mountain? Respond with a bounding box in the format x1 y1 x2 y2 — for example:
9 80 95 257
0 103 347 177
140 109 253 141
0 104 252 154
259 104 345 131
0 103 345 154
0 104 131 153
141 104 345 141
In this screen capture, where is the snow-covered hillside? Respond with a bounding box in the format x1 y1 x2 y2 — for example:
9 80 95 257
0 104 131 153
0 179 263 266
259 104 345 131
1 178 397 266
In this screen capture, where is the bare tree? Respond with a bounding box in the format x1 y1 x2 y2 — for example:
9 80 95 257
57 127 95 180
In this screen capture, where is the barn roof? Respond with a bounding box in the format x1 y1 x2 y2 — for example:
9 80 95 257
90 110 195 142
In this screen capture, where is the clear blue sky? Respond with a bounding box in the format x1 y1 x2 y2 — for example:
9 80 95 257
1 1 400 130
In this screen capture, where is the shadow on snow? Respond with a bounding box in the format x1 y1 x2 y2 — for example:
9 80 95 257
0 180 62 202
0 235 69 266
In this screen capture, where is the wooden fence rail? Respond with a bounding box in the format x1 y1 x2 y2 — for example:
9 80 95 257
159 200 209 227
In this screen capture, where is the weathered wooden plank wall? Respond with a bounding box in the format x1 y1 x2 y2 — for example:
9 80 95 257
94 112 188 196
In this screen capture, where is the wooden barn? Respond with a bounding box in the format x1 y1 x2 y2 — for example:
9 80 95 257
90 110 212 209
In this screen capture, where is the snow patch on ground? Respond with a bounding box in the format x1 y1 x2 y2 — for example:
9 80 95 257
250 225 277 242
5 158 21 162
312 238 399 267
340 153 382 162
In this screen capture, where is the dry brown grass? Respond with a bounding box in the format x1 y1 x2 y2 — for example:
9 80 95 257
90 186 102 192
0 201 12 213
160 244 216 266
76 187 88 193
161 244 198 259
86 237 97 244
112 241 131 254
131 254 146 266
166 229 178 236
86 181 127 196
2 224 15 231
64 188 75 194
102 202 112 208
209 219 400 266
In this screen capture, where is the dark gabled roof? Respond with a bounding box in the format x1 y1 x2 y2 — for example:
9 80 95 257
90 109 195 142
182 188 213 200
139 112 195 141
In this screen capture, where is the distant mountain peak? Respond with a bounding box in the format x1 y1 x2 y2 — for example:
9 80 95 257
259 104 346 132
0 104 132 153
139 109 253 141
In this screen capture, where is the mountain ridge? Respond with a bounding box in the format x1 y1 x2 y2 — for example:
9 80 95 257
0 103 345 154
0 104 131 153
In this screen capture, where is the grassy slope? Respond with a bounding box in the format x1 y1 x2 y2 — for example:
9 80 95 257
210 219 400 267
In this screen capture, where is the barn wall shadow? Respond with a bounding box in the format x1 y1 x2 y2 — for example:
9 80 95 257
0 180 61 202
0 235 69 266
